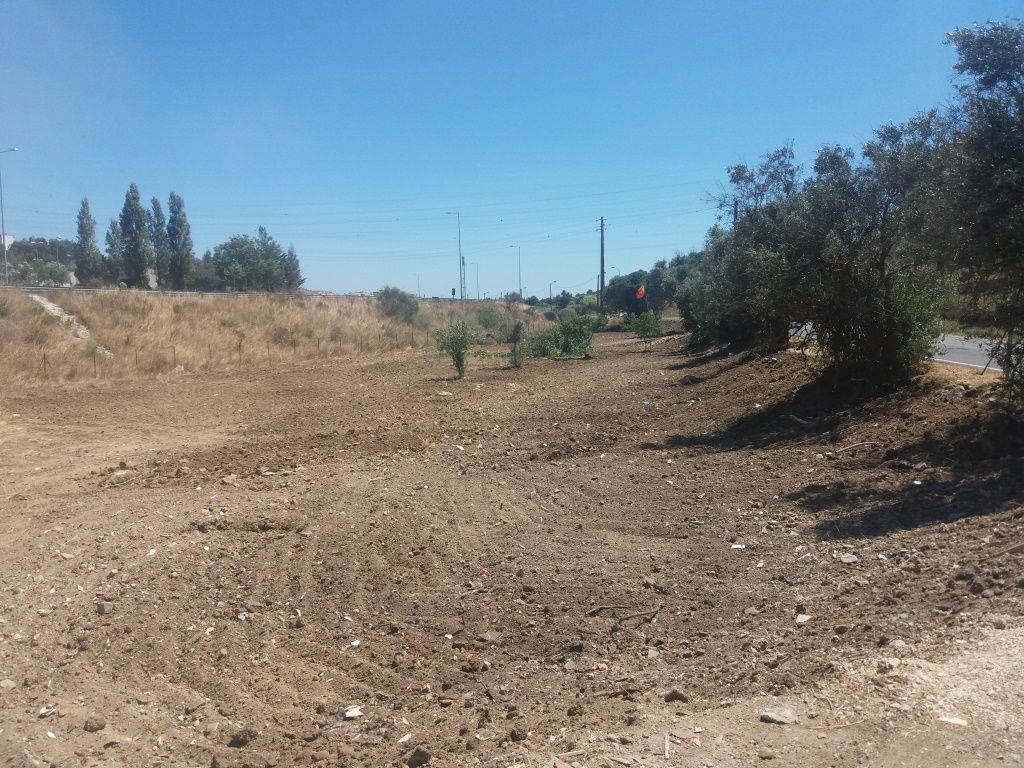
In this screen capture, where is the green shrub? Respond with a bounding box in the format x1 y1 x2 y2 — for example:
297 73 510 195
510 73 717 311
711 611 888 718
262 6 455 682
475 303 503 331
509 321 526 368
376 286 419 323
628 311 663 348
559 315 594 357
542 310 557 322
527 315 594 359
436 320 472 378
527 327 561 358
590 314 609 332
557 307 576 321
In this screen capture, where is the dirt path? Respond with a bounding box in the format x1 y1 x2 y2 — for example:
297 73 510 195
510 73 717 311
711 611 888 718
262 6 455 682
0 337 1020 767
26 293 113 357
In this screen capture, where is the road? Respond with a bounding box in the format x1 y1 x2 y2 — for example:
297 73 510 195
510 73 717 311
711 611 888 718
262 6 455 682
932 333 1001 370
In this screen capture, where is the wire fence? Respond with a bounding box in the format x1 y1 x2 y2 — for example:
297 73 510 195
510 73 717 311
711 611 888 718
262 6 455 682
30 326 429 381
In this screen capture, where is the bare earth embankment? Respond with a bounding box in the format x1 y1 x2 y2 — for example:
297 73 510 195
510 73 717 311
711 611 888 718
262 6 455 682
0 334 1021 767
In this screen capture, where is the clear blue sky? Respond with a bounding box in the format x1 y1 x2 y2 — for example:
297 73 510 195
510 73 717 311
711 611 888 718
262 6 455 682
2 0 1019 297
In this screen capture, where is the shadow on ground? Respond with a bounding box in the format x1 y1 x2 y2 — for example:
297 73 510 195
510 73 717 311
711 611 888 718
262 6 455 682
645 364 898 451
795 408 1024 539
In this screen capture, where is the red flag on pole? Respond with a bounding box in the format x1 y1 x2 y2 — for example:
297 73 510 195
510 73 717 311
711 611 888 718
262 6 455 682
635 285 646 300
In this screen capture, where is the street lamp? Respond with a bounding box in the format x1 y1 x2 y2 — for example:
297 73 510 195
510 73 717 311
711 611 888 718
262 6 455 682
509 244 522 298
0 147 18 286
444 211 464 300
549 280 557 302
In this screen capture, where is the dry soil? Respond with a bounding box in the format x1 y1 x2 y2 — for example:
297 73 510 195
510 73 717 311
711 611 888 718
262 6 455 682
1 333 1021 768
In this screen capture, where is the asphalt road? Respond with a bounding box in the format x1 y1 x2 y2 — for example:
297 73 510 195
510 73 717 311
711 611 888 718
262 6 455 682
932 334 1001 371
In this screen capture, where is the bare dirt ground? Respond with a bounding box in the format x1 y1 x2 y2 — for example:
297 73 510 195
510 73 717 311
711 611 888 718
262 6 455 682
1 333 1021 768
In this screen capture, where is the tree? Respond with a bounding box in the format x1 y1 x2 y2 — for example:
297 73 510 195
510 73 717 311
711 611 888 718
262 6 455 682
73 198 103 286
119 183 153 287
103 218 124 284
252 226 285 291
376 286 419 322
280 244 304 292
212 235 260 290
189 249 221 291
166 192 194 290
797 119 948 378
945 21 1024 392
604 270 649 314
210 228 288 292
149 198 172 288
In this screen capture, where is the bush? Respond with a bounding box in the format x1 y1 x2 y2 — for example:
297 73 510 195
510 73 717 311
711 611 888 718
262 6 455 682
542 310 558 322
436 320 472 378
557 307 576 321
376 286 419 323
590 314 609 332
509 321 526 368
475 303 503 331
628 311 663 348
527 315 594 359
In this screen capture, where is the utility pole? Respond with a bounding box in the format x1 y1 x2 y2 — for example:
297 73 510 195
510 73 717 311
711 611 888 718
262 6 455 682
0 148 18 286
445 211 465 300
598 216 606 313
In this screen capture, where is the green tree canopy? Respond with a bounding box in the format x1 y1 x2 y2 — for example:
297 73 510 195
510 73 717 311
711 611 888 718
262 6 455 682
148 197 172 288
166 192 194 290
119 183 153 288
73 198 103 286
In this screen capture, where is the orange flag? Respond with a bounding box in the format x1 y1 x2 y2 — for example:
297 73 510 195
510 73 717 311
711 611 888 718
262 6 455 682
635 285 646 300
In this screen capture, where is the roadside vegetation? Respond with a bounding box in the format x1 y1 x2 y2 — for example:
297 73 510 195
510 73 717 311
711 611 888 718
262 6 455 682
600 22 1024 397
9 186 304 294
0 290 537 384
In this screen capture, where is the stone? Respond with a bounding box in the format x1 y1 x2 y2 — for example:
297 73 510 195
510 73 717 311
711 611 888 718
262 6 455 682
84 714 106 732
97 601 114 615
758 748 777 760
0 679 16 691
664 689 689 703
760 707 797 725
406 746 432 767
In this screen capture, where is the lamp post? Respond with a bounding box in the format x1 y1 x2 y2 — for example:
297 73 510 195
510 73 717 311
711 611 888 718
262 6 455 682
549 280 557 302
0 147 18 286
444 211 464 301
509 244 521 298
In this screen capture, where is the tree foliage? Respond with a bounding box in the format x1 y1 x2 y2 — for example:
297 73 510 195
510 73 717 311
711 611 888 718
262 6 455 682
209 227 295 292
104 218 124 284
149 197 172 288
166 192 194 290
376 286 419 322
945 21 1024 392
73 198 103 286
119 183 153 288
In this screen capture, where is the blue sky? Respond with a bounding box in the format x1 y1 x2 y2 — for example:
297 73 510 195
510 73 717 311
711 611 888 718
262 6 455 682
2 0 1019 296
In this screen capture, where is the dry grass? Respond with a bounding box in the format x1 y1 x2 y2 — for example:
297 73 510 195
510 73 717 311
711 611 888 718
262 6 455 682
0 290 538 385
